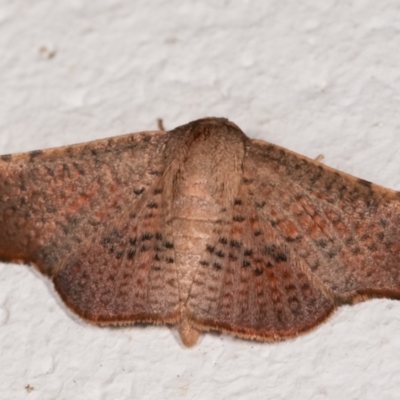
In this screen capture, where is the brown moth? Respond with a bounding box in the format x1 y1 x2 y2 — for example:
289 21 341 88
1 117 400 347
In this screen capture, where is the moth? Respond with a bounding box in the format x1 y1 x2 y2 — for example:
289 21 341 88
1 117 399 347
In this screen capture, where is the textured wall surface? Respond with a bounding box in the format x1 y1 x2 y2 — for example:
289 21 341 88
1 1 400 399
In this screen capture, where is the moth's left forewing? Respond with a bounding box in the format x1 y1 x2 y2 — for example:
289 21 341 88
247 138 400 304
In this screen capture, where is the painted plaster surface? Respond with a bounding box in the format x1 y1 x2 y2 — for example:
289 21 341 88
1 1 400 399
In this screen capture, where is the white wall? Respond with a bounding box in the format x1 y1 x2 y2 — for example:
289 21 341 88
1 1 400 399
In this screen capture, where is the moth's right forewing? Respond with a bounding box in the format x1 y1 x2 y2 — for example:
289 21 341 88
0 131 166 276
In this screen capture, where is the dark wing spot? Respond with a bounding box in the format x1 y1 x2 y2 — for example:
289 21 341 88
100 236 111 245
285 236 300 243
72 162 85 175
147 201 158 209
134 188 145 195
140 233 153 241
376 232 384 241
127 249 136 259
1 154 11 161
213 262 222 271
233 215 245 222
367 243 378 251
344 236 353 245
316 239 327 248
115 251 124 259
309 165 323 185
230 240 242 248
206 244 215 254
242 178 254 185
29 149 43 161
327 250 338 259
261 244 276 255
274 252 288 263
142 135 152 143
380 218 388 227
215 250 225 258
229 253 238 261
155 232 163 240
219 237 228 245
265 261 273 268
